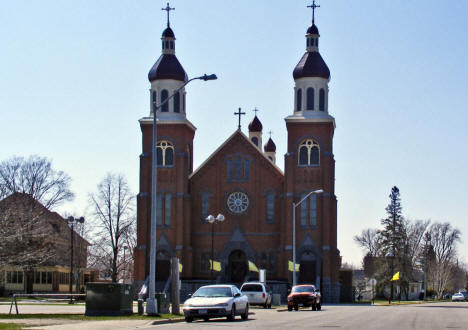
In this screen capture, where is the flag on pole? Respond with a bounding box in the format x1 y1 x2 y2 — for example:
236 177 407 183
179 263 183 273
248 261 259 272
288 260 300 272
209 260 222 271
391 271 400 281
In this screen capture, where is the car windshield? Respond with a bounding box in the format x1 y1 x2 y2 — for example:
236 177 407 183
292 286 315 293
193 287 232 298
241 284 263 292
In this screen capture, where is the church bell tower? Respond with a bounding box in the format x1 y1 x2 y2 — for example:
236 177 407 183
135 3 195 283
283 1 340 303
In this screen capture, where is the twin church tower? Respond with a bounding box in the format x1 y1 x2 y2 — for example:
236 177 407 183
134 2 340 302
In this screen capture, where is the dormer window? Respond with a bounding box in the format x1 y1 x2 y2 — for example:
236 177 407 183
173 91 180 113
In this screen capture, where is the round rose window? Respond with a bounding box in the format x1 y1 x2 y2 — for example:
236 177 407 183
227 192 249 213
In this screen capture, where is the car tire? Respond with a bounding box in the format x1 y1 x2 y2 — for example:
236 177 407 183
241 304 249 320
185 316 193 323
312 303 317 311
268 303 272 309
288 305 292 311
203 316 209 322
264 301 268 309
294 304 298 311
227 304 236 321
317 303 321 311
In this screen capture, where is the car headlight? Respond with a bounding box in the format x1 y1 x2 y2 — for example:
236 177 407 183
184 303 192 307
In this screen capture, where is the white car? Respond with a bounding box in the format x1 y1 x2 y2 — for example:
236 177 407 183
240 282 272 308
452 293 465 302
183 284 249 322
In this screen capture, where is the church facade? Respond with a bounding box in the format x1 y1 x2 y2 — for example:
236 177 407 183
134 6 341 302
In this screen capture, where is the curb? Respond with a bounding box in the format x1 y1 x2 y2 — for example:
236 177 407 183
151 317 185 325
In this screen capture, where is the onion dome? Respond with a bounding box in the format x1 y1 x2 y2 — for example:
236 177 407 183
307 24 319 35
293 22 330 80
148 55 187 82
248 115 263 132
148 25 188 82
162 27 175 38
293 52 330 79
264 138 276 152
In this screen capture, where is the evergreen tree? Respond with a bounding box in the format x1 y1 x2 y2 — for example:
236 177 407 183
378 186 406 299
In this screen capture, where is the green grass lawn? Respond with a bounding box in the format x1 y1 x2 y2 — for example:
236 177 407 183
0 313 182 321
0 324 29 329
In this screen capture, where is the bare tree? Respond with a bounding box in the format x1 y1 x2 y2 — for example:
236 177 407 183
427 222 461 299
0 155 74 209
88 173 135 282
354 228 381 257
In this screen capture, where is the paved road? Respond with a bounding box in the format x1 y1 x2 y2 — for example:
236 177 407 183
1 302 467 329
146 302 468 330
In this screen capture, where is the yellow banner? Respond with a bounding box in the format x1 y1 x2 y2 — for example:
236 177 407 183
179 263 183 273
209 260 221 272
288 260 300 272
248 261 259 272
391 271 400 281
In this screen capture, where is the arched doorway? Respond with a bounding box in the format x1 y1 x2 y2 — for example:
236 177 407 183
228 250 247 283
156 250 171 281
299 251 316 284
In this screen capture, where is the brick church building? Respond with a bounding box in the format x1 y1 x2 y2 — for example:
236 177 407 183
134 5 341 302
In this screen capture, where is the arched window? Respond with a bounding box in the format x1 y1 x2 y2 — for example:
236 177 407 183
306 88 314 110
152 91 157 112
319 89 325 111
170 41 174 49
165 40 169 49
161 41 164 49
156 140 174 166
173 91 180 113
298 139 320 166
307 38 310 47
183 94 186 113
161 90 169 112
296 89 302 111
266 191 275 223
251 137 258 146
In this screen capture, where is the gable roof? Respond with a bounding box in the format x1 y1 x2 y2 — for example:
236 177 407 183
0 192 91 246
189 129 283 180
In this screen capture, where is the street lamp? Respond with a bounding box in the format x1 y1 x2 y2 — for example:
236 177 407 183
292 189 323 287
206 214 225 282
67 216 84 304
146 74 217 315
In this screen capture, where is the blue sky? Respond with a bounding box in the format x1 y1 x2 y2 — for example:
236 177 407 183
1 0 467 266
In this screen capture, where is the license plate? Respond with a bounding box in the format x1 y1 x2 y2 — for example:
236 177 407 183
198 309 208 314
298 304 303 306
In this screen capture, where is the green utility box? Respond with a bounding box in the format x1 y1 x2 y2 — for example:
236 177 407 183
85 283 133 316
155 292 170 314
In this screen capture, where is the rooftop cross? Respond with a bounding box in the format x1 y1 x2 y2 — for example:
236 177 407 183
268 130 273 138
307 0 320 24
253 107 259 116
234 107 246 130
162 2 175 27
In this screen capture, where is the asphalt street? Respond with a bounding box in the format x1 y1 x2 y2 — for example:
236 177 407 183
1 302 467 329
146 302 468 330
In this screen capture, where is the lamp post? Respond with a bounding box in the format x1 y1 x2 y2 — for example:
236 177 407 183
206 214 225 282
67 216 84 304
146 74 217 315
292 189 323 287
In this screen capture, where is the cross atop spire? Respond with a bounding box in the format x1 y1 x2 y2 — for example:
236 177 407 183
268 130 273 138
307 0 320 24
162 2 175 27
253 107 259 116
234 107 246 130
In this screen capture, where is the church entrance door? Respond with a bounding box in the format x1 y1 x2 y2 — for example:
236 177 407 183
299 251 316 284
156 250 170 281
228 250 247 283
